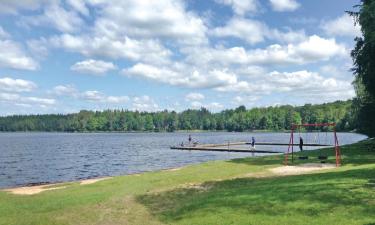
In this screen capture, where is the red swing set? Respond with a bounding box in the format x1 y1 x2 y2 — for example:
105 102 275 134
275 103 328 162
284 123 342 167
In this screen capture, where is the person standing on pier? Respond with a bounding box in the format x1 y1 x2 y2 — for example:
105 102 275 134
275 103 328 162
299 137 304 151
251 137 255 149
188 134 192 145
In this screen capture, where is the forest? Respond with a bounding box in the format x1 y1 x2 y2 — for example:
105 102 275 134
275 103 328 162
0 100 355 132
348 0 375 137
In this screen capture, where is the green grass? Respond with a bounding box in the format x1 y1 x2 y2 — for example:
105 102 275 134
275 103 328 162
0 139 374 225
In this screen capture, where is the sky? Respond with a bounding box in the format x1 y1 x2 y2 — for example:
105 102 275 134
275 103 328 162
0 0 361 115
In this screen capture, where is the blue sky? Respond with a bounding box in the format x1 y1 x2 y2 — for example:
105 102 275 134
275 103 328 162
0 0 361 115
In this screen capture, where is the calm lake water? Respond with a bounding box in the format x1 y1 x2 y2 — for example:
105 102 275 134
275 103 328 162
0 132 367 188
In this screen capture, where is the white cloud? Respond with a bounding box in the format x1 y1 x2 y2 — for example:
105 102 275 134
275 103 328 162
41 0 206 66
0 92 19 101
0 76 56 110
233 95 259 105
269 0 300 12
67 0 89 16
217 70 355 103
211 17 306 44
269 28 306 43
186 35 346 66
190 101 203 109
123 63 181 84
235 66 266 78
0 40 38 70
105 96 130 104
191 70 238 88
320 64 346 78
19 1 84 33
52 84 79 96
321 14 361 37
207 102 224 111
0 1 355 112
215 0 258 15
211 18 266 45
124 63 237 89
291 35 346 61
185 92 205 101
81 90 129 104
50 34 171 64
87 0 207 45
71 59 117 75
52 85 130 104
27 39 49 58
122 35 346 97
0 93 56 106
0 77 37 92
14 103 33 108
25 96 56 105
0 26 10 39
190 101 223 111
132 95 159 111
0 0 48 14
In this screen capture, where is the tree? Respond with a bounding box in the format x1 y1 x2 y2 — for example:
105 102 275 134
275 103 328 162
0 100 354 132
348 0 375 137
144 115 154 131
166 111 178 132
292 112 302 126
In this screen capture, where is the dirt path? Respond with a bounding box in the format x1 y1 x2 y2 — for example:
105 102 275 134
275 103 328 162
270 163 336 176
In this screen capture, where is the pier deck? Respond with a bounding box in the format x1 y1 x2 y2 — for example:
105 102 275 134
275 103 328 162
170 145 283 153
170 141 331 153
198 142 331 147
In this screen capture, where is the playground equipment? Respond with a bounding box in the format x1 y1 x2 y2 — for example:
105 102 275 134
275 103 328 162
284 123 341 167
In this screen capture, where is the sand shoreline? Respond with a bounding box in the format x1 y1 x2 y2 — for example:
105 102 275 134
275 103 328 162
1 163 337 195
2 177 113 195
0 165 187 195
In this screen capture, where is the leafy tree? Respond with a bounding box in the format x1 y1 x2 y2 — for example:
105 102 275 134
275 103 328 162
0 100 355 133
348 0 375 136
144 115 155 131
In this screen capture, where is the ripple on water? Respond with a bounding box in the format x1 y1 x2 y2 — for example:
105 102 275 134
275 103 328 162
0 132 368 188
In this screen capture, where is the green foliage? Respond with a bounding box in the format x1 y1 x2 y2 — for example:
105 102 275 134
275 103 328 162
0 100 355 132
349 0 375 137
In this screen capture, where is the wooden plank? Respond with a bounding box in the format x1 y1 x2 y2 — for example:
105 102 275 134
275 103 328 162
170 146 283 153
254 142 331 147
195 142 331 147
198 142 247 147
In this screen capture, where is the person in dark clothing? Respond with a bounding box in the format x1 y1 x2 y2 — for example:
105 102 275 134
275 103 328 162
188 134 192 144
251 137 255 148
299 137 304 151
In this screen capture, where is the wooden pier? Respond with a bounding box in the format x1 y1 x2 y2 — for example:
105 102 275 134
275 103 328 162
170 141 331 154
170 145 283 153
197 142 331 147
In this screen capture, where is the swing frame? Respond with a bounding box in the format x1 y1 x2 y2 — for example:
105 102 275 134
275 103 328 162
284 123 341 167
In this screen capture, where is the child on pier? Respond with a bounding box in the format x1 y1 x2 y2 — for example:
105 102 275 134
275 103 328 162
299 137 304 151
251 137 256 150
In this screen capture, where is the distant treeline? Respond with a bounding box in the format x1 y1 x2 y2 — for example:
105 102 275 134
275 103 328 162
0 100 355 132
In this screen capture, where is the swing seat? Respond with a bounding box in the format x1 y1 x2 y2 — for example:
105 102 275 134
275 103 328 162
298 156 309 160
318 155 327 160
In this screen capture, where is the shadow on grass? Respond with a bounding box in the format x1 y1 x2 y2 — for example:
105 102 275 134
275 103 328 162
137 166 375 224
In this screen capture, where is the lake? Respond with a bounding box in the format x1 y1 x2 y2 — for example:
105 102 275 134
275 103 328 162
0 132 367 188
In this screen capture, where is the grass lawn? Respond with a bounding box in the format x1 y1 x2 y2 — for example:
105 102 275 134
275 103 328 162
0 139 374 225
